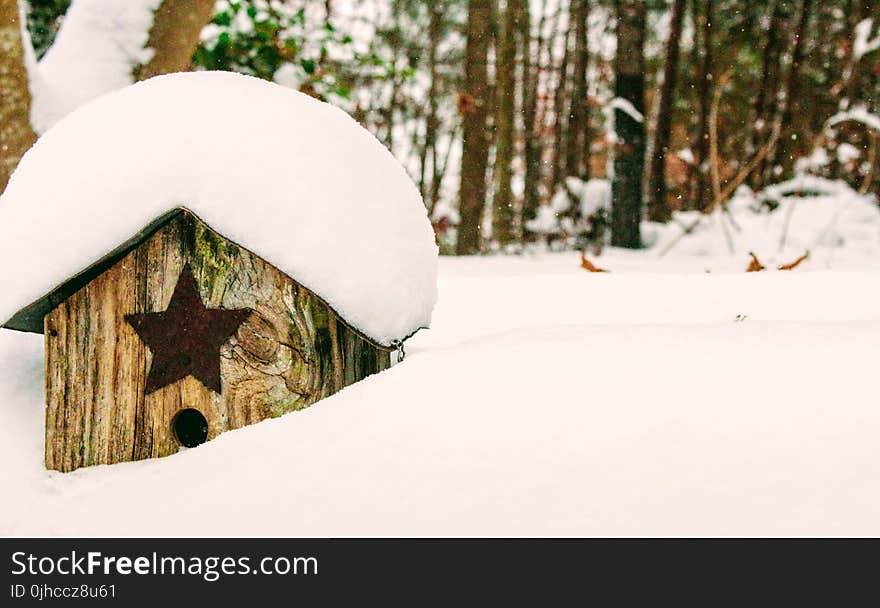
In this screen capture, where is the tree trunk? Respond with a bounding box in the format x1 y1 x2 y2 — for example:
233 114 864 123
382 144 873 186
0 0 37 192
422 2 443 213
843 0 874 108
750 0 786 190
691 0 713 211
565 0 590 181
771 0 813 174
645 0 685 222
610 0 646 249
457 0 493 255
492 0 518 246
534 0 560 134
431 122 458 217
521 0 542 239
550 20 573 195
133 0 216 81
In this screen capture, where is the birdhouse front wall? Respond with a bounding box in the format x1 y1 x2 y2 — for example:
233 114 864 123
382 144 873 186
44 211 390 473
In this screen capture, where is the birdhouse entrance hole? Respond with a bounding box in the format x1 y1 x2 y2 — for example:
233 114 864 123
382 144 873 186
173 408 208 448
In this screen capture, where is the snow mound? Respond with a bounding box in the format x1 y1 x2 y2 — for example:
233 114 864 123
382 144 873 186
757 175 855 201
648 178 880 264
0 71 438 346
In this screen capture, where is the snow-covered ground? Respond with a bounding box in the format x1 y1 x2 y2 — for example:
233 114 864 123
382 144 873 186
3 251 880 536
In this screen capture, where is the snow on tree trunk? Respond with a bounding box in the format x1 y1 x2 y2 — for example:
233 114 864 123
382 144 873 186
1 0 215 189
29 0 215 133
0 0 37 192
610 0 645 249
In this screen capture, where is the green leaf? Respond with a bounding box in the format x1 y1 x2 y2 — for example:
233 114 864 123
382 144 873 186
213 11 232 26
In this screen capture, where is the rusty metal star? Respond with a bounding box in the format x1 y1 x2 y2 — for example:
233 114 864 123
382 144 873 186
125 264 251 394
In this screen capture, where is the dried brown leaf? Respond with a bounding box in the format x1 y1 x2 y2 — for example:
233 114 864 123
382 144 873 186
777 251 810 271
746 252 765 272
581 254 609 273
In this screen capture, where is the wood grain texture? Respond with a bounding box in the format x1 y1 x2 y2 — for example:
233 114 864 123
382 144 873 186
45 210 391 472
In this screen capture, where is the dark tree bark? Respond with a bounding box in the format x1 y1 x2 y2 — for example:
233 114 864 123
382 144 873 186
520 0 542 240
690 0 713 211
645 0 685 222
492 0 518 246
610 0 646 249
750 0 787 190
133 0 216 80
457 0 493 255
534 0 561 135
383 1 404 151
565 0 590 180
421 2 443 214
0 0 38 192
771 0 813 174
550 19 573 195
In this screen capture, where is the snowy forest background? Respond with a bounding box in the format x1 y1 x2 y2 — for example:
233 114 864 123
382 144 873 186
1 0 879 259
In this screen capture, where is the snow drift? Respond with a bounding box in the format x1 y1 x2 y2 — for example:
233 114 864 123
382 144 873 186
648 178 880 265
4 255 880 535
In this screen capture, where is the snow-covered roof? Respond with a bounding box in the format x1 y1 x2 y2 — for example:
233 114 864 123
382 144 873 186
0 71 438 347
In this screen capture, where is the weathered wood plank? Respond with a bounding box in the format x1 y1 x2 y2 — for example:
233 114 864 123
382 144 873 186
45 210 391 472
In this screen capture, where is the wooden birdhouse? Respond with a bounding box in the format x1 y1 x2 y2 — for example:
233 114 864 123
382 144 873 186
4 208 395 472
0 72 437 473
